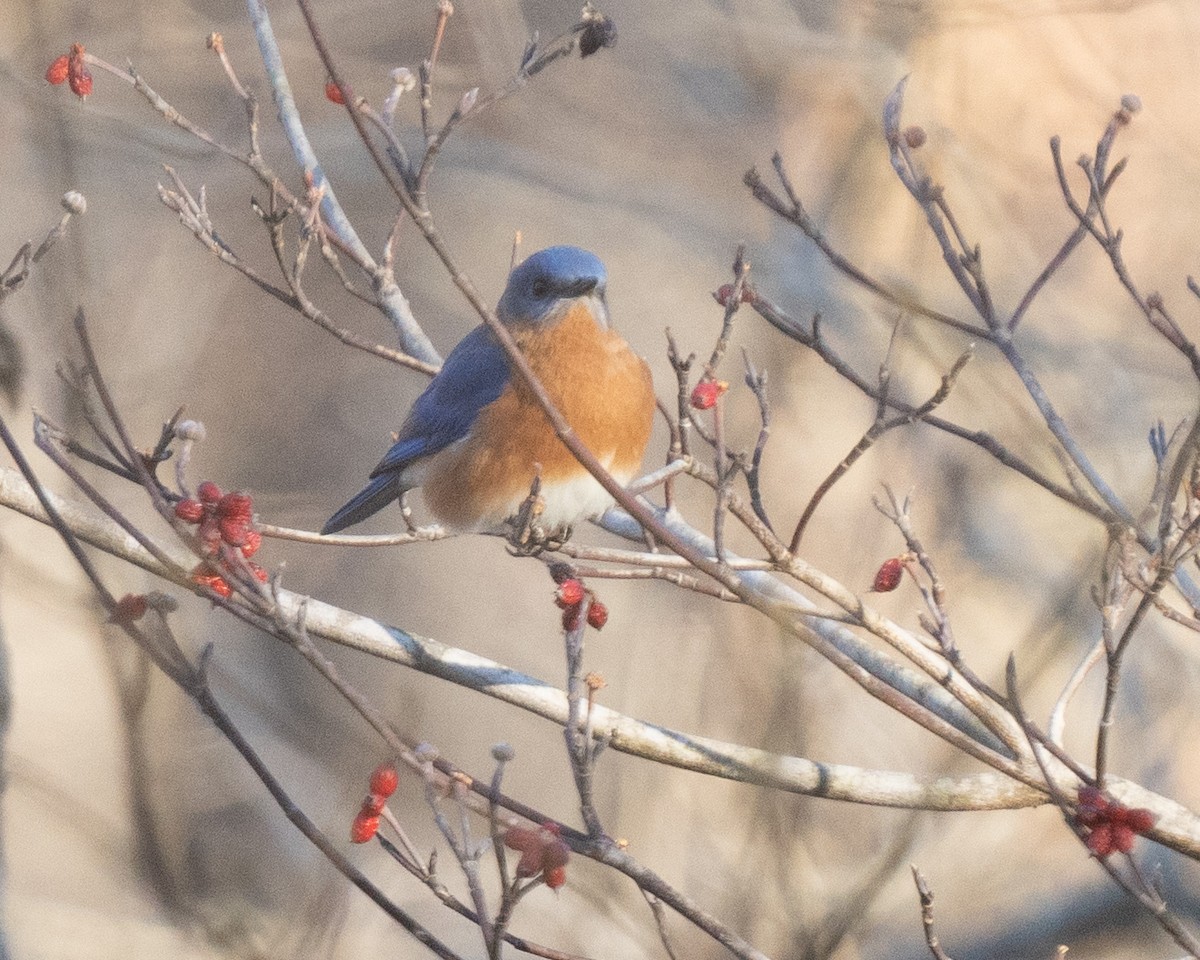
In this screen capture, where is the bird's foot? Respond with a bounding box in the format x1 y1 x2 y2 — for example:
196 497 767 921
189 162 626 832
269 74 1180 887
506 518 574 556
505 472 574 554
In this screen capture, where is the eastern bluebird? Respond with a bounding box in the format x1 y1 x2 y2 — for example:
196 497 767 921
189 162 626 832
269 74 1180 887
321 246 655 535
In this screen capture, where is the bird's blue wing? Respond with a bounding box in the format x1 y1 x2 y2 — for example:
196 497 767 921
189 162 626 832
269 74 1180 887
371 325 510 477
322 327 510 535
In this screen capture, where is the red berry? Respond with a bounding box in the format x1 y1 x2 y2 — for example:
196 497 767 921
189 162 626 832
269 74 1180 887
217 492 253 522
1085 823 1114 858
196 573 232 598
504 826 537 851
219 517 250 547
68 66 92 98
871 557 904 593
174 498 204 523
504 823 569 886
57 43 92 99
325 79 345 104
713 284 755 308
197 481 222 504
240 529 262 558
1120 807 1156 833
555 579 584 608
586 600 608 630
1075 785 1155 858
250 563 270 583
350 812 379 844
108 593 148 624
360 792 387 816
369 764 399 798
690 379 728 411
46 55 70 85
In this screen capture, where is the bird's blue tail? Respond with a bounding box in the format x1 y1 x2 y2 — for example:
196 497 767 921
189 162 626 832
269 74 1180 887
321 475 402 535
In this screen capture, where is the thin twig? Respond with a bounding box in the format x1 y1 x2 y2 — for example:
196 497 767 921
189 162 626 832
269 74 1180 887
911 867 956 960
563 594 605 837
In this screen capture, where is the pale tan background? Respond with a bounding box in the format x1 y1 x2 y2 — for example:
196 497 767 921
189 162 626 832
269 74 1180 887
3 0 1200 957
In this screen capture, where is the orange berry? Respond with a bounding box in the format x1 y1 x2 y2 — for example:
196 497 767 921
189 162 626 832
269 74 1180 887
325 79 345 104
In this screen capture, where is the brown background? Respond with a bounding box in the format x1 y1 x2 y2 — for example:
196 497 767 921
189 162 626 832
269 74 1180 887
3 0 1200 957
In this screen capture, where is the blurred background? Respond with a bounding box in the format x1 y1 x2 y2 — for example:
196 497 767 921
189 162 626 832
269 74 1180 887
3 0 1200 957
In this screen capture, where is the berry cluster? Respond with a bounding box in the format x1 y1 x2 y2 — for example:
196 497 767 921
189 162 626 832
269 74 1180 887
174 481 266 598
552 572 608 631
1076 785 1156 859
46 44 92 98
351 763 399 844
504 822 570 889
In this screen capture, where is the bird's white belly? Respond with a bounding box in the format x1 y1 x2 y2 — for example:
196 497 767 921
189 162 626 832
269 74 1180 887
477 454 630 533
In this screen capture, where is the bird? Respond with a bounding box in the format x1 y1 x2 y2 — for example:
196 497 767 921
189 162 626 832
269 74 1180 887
321 246 656 537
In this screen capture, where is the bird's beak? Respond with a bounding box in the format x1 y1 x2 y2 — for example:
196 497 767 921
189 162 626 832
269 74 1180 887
560 276 599 298
590 289 611 329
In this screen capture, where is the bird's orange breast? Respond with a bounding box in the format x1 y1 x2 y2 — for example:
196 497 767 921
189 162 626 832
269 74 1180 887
422 303 655 530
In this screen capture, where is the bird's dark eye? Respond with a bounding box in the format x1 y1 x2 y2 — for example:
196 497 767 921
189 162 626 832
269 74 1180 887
531 278 550 298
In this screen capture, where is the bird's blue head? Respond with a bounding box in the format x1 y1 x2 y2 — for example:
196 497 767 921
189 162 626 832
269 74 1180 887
497 246 609 328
